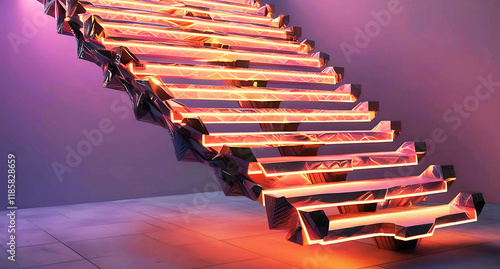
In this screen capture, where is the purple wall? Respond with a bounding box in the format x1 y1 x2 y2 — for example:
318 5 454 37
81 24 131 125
0 0 498 208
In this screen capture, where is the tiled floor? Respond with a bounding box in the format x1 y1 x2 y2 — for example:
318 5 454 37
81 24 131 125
1 192 499 269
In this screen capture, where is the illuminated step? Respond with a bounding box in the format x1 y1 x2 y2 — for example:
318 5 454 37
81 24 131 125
210 0 262 7
168 101 376 124
100 39 326 68
155 81 357 102
298 192 484 245
201 121 398 148
87 0 271 15
80 5 295 40
149 0 271 15
219 0 261 6
130 62 342 83
86 17 313 53
248 141 425 176
262 165 454 229
84 0 283 26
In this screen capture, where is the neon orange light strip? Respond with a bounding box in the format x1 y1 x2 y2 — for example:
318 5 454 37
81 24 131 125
169 101 375 124
218 0 261 7
162 83 354 102
328 204 474 239
300 205 476 246
131 62 340 83
101 39 325 68
256 141 419 163
154 0 263 15
83 5 288 39
248 142 419 176
201 121 396 147
266 176 440 199
85 0 276 26
98 21 308 53
261 165 448 207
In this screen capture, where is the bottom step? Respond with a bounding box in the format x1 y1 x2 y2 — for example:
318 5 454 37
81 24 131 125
298 193 484 246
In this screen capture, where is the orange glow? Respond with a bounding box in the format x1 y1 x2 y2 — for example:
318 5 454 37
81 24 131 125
169 101 374 124
155 0 262 14
161 84 354 102
86 0 276 26
290 189 448 211
328 205 470 232
247 142 419 177
83 5 287 39
201 122 395 147
257 167 354 177
262 172 447 203
298 199 478 245
149 76 163 85
250 162 419 177
295 200 386 211
101 39 324 67
434 218 477 229
132 62 340 84
98 21 307 53
221 0 261 7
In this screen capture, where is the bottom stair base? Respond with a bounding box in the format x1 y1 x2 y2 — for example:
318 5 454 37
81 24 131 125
373 236 420 251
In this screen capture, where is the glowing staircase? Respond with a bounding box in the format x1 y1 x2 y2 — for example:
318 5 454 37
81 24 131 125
37 0 484 250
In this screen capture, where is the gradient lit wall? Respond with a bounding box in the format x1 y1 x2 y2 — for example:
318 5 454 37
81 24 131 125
0 0 498 208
